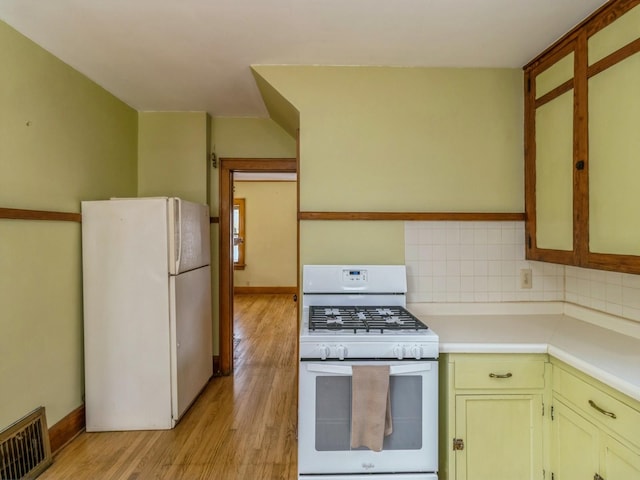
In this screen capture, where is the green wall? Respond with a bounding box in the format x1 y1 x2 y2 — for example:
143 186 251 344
0 21 138 428
253 66 523 265
254 66 523 212
138 111 210 205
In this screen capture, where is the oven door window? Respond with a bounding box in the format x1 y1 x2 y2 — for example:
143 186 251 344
315 375 423 451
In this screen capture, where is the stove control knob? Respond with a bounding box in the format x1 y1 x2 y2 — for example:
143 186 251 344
336 345 348 361
411 345 423 360
393 345 405 360
319 344 330 361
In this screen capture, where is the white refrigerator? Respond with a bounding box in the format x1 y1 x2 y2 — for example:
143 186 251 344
81 197 213 431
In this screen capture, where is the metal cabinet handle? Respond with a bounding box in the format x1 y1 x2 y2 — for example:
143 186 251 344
489 372 513 379
589 400 617 419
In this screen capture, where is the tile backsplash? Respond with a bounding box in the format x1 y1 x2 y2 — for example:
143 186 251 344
565 266 640 323
405 221 640 323
405 221 564 303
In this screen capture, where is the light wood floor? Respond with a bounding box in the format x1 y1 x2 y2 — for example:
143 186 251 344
41 294 298 479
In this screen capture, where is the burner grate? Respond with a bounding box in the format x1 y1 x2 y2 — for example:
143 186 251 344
309 305 428 333
309 306 368 333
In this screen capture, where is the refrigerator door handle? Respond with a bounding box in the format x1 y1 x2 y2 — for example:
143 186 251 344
175 198 182 272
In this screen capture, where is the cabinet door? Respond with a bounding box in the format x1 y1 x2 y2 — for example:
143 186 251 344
552 400 599 480
455 394 543 480
601 433 640 480
525 46 577 265
588 49 640 257
587 3 640 259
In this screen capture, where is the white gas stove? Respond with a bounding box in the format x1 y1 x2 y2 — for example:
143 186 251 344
298 265 439 480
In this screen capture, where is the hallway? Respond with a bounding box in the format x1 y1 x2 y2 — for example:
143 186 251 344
40 294 298 479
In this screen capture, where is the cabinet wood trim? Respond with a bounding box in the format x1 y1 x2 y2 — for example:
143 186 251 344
526 247 575 265
299 212 525 221
0 207 81 223
534 79 574 109
574 31 589 267
523 68 538 260
585 252 640 274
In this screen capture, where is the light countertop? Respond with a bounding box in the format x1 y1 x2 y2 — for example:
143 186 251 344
408 302 640 402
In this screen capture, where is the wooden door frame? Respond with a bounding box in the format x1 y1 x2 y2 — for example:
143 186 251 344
219 157 298 375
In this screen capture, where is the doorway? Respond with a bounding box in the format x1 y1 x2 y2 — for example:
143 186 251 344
219 158 298 375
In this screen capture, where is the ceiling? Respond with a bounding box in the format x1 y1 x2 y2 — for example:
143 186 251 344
0 0 607 118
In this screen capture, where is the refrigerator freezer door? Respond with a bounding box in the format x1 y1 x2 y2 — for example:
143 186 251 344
168 198 211 275
170 265 213 420
82 199 173 431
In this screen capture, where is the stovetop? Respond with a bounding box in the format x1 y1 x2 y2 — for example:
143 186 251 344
309 305 429 334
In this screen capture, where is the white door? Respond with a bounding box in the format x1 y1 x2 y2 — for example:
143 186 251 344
170 265 213 421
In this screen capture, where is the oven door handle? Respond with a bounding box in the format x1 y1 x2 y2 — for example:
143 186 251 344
305 363 433 375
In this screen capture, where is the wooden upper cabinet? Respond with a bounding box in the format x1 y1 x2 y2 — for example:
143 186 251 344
524 0 640 273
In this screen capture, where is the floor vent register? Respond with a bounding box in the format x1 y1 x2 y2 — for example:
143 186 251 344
0 407 52 480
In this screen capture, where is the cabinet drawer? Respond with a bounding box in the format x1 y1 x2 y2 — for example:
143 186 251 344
454 355 546 390
554 366 640 448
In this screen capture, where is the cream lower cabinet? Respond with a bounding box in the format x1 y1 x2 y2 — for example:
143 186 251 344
551 361 640 480
601 432 640 479
552 399 599 480
440 354 550 480
454 393 543 480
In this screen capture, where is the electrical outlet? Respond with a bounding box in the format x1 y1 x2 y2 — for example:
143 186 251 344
520 268 532 289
